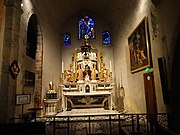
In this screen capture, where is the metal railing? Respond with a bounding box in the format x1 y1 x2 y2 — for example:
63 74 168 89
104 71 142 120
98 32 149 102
43 113 168 135
10 113 168 135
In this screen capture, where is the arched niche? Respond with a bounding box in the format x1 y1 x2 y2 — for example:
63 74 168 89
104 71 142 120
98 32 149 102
25 13 43 102
26 14 37 60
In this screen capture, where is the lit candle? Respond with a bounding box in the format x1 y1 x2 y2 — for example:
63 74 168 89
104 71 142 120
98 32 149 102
110 61 112 72
62 62 64 73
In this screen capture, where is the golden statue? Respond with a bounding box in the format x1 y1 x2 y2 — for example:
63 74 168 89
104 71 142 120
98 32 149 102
46 81 57 99
77 64 83 81
83 65 91 81
91 63 97 80
103 68 109 81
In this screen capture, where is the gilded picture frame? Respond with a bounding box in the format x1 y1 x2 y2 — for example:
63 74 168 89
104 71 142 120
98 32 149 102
128 17 151 73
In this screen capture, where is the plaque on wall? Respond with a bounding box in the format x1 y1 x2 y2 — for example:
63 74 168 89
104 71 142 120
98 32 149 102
16 94 31 105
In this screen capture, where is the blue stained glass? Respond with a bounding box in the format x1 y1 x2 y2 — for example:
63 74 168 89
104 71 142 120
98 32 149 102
79 16 95 39
64 33 71 46
102 31 111 45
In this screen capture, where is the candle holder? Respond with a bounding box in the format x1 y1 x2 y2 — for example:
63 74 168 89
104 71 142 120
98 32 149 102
109 72 113 82
61 73 64 84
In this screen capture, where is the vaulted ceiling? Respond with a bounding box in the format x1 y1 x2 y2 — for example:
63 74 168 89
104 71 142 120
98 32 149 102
32 0 140 33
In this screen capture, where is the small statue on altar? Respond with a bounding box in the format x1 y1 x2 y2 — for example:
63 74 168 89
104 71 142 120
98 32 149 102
49 81 54 90
64 70 72 82
46 81 57 99
64 64 75 82
83 65 91 81
103 68 109 81
91 63 98 80
34 92 41 108
77 64 83 81
99 62 105 81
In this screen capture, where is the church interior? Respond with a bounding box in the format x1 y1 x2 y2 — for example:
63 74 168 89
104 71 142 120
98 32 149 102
0 0 180 134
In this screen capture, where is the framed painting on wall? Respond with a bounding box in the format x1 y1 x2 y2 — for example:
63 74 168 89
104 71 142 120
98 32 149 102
128 17 151 73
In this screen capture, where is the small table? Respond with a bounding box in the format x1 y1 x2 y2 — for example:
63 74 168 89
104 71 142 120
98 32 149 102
28 107 43 122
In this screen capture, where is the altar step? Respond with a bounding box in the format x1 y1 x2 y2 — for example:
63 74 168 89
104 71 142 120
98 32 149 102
56 108 120 116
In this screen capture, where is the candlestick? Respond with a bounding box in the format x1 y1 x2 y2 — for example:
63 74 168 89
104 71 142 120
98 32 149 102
61 73 64 83
110 61 112 72
62 62 64 73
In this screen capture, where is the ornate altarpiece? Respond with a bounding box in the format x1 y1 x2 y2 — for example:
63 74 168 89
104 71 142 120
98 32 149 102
61 35 114 111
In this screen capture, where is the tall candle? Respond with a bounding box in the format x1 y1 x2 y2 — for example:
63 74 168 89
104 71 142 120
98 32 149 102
110 61 112 72
62 62 64 73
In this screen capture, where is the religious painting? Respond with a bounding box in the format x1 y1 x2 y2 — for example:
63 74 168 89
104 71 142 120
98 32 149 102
128 17 151 73
9 60 20 79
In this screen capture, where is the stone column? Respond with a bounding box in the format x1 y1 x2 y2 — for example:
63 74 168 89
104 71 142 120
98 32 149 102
35 25 43 93
34 24 44 117
0 0 22 123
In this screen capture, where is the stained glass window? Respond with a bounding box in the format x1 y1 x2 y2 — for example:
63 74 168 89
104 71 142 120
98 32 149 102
79 16 95 39
102 31 111 45
64 33 71 46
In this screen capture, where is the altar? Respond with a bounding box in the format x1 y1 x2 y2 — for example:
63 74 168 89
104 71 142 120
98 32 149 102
60 35 114 112
62 82 113 111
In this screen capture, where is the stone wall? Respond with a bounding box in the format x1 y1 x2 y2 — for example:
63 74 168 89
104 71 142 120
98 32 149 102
16 0 35 117
0 0 4 80
0 0 22 122
156 0 180 132
113 0 180 113
9 0 66 117
0 0 3 30
113 0 163 113
31 0 63 112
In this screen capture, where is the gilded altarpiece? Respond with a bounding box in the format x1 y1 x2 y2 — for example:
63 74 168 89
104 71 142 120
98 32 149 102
61 36 114 111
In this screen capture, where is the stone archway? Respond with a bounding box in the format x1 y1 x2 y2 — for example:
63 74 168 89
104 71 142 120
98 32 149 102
26 13 43 107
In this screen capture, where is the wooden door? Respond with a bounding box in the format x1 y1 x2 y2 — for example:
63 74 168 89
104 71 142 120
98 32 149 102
143 71 157 124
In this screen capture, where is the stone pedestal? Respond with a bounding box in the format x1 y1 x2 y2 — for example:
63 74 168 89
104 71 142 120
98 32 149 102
44 98 59 116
